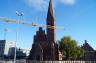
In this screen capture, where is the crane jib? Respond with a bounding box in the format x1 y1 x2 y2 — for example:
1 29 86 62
0 17 64 30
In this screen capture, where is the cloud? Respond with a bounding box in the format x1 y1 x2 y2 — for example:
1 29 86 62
25 0 49 11
25 0 76 11
59 0 76 5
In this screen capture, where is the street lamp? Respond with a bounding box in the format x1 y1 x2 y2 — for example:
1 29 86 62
14 11 24 63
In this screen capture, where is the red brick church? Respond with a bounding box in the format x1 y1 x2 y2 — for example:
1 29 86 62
28 0 60 60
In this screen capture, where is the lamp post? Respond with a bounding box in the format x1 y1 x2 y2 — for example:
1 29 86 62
14 11 24 63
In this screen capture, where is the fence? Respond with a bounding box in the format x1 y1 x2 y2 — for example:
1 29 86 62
0 60 96 63
27 60 96 63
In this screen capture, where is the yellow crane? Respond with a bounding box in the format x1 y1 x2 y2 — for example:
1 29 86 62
0 17 64 30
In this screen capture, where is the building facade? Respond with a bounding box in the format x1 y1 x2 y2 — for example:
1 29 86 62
82 40 96 61
0 40 30 59
0 40 15 57
28 0 59 61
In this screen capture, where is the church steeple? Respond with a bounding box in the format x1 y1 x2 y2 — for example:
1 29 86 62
47 0 54 18
46 0 56 42
28 0 59 61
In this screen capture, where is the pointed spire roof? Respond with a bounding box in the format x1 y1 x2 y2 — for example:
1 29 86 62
47 0 55 19
46 0 56 42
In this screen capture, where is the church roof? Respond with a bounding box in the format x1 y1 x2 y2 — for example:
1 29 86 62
82 40 94 51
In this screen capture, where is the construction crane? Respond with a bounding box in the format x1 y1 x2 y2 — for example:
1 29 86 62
0 17 64 30
0 16 64 63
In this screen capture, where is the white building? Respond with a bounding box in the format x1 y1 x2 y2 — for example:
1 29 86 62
0 40 30 59
0 40 15 57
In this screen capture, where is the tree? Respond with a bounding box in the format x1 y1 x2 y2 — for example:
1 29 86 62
59 36 84 60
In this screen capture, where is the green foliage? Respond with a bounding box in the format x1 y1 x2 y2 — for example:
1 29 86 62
59 36 84 60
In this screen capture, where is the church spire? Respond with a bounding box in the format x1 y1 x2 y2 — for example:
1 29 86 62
47 0 54 17
46 0 56 42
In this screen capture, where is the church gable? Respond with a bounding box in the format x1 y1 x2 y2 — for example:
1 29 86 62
34 27 48 43
82 40 94 51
